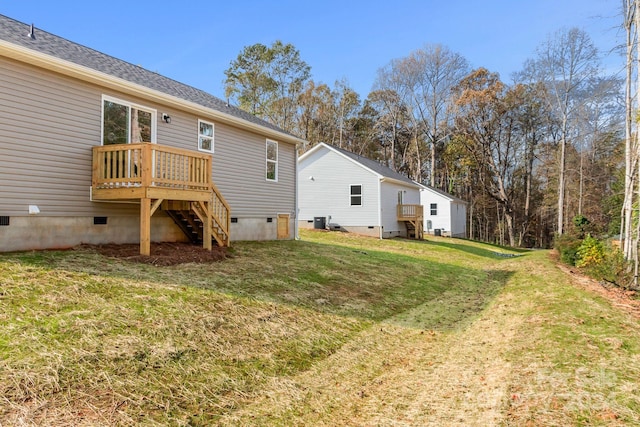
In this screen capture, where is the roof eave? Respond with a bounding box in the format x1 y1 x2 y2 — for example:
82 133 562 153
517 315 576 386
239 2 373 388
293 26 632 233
380 177 422 189
0 40 305 146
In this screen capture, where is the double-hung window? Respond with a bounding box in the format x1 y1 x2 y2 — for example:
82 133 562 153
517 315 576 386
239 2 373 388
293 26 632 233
350 185 362 206
198 120 214 152
430 203 438 216
102 95 155 145
266 139 278 181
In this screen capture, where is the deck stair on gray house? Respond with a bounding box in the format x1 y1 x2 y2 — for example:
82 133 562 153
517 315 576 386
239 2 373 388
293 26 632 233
163 201 228 246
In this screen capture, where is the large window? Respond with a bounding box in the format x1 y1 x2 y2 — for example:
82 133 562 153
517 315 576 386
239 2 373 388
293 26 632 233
266 139 278 181
350 185 362 206
198 120 214 152
102 96 155 145
430 203 438 216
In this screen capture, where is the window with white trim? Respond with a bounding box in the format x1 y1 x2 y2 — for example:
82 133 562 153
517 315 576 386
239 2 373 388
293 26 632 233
266 139 278 181
198 120 214 152
102 95 156 145
350 185 362 206
430 203 438 216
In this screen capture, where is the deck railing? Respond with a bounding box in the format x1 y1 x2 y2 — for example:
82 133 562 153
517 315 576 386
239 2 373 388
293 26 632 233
92 143 212 191
91 143 230 248
397 204 424 221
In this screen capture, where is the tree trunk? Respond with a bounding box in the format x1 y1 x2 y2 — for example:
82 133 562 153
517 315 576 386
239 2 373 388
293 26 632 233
430 139 436 187
623 0 640 262
505 208 516 248
557 117 567 236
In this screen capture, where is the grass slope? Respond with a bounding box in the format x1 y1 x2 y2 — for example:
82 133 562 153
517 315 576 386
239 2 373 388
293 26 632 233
1 230 638 425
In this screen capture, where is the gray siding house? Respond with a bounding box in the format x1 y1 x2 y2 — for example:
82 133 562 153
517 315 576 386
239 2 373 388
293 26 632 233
0 15 304 254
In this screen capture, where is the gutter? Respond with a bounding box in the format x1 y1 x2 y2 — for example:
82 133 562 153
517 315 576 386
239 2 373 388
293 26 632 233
378 179 383 240
380 176 422 189
295 148 300 240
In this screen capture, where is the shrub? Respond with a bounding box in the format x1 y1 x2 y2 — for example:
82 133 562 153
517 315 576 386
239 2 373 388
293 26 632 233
576 235 630 286
576 234 605 269
554 234 582 266
572 214 590 238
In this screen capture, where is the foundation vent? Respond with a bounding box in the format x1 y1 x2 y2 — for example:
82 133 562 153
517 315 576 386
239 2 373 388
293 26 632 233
0 216 9 226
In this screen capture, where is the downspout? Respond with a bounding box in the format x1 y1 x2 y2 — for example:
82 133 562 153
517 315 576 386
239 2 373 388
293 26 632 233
378 178 383 240
295 148 300 240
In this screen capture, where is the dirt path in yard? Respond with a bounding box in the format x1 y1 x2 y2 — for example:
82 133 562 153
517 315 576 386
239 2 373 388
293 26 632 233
219 264 526 426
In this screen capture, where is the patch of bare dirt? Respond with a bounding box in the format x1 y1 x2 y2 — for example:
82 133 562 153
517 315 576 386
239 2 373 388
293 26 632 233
81 242 229 266
551 252 640 320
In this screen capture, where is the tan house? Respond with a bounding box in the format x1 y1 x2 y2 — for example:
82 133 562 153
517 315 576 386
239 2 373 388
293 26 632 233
0 15 304 254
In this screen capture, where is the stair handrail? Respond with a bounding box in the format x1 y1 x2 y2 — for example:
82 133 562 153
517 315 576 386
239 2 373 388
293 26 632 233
208 181 231 246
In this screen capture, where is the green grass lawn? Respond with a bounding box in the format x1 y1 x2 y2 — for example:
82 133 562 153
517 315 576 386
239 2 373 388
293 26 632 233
1 230 638 425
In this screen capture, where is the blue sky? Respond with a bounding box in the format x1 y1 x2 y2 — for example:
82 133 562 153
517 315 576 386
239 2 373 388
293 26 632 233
1 1 622 100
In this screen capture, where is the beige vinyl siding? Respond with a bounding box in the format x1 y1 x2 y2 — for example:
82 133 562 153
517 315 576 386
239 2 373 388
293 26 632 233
0 57 140 217
97 91 296 218
0 56 296 220
212 124 296 217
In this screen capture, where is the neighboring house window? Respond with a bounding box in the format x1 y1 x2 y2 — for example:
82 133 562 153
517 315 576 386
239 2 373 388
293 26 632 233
198 120 214 152
350 185 362 206
266 139 278 181
102 95 156 145
430 203 438 215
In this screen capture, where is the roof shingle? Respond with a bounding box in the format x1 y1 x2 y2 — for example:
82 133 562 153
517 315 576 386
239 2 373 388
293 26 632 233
323 143 420 187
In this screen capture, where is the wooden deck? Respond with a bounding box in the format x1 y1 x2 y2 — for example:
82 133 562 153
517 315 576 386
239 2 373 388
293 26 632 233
397 204 424 240
91 143 230 254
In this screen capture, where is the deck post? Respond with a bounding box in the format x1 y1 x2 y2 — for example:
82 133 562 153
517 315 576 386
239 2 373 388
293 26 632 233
140 197 151 256
91 143 230 249
203 199 212 251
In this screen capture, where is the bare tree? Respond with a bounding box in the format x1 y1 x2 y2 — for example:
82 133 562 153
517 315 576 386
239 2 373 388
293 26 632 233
407 45 469 187
367 89 412 173
519 28 600 235
509 82 553 246
620 0 640 286
452 68 525 246
374 45 469 185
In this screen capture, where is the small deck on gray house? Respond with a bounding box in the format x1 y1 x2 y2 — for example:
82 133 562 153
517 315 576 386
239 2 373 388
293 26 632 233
91 143 230 255
397 204 424 240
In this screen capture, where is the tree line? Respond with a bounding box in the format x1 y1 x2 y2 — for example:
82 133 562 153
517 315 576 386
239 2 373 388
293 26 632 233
224 23 624 251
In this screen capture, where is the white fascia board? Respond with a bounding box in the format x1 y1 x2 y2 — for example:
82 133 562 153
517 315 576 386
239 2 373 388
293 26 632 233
380 177 423 190
419 185 468 204
297 142 325 162
0 40 305 146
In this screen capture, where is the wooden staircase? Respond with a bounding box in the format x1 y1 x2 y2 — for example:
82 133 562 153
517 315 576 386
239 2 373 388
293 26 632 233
92 143 231 254
163 189 230 247
165 208 203 243
397 204 424 240
404 220 424 240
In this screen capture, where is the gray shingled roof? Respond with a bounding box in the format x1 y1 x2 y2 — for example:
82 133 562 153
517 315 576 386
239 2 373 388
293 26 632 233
0 14 297 139
323 144 465 202
326 144 421 188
